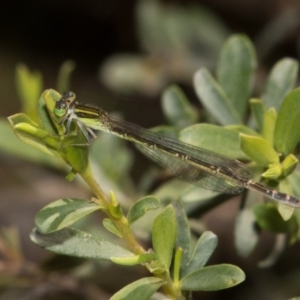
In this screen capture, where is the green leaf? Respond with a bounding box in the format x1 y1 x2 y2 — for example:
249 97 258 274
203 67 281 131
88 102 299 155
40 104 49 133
253 203 298 233
274 88 300 155
249 98 265 131
180 187 222 211
240 134 279 167
0 118 61 168
277 179 295 220
90 132 134 190
100 54 166 95
15 64 43 123
217 34 256 118
110 277 164 300
35 198 101 233
111 253 156 266
181 231 218 277
262 58 299 110
179 123 248 159
152 205 177 269
127 196 160 224
62 137 90 173
288 171 300 199
234 209 259 257
136 0 171 53
277 204 294 223
30 227 134 259
108 191 123 220
262 163 283 180
180 264 245 291
15 88 90 173
282 154 298 177
42 89 80 140
39 89 62 134
8 113 60 156
262 108 277 146
136 1 228 59
103 218 122 237
173 201 191 271
162 85 198 128
225 124 259 136
173 247 183 285
154 179 219 208
44 89 91 172
56 60 76 93
194 68 241 125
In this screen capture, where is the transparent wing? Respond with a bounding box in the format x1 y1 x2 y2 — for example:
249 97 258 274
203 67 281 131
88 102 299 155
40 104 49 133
136 143 245 194
105 116 252 194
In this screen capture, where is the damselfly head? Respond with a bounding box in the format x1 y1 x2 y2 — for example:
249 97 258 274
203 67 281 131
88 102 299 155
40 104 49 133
63 91 76 102
54 91 76 117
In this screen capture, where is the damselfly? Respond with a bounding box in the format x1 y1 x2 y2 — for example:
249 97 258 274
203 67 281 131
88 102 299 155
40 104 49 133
53 91 300 208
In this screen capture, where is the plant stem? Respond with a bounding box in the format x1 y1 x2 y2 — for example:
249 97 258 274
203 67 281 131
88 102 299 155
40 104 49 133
113 216 146 254
80 165 108 207
80 163 181 298
79 164 146 255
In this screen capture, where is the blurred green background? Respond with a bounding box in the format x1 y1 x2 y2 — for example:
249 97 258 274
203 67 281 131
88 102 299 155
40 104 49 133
1 1 300 299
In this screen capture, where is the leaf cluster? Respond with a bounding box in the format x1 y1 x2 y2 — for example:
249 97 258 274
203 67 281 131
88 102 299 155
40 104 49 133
4 34 300 299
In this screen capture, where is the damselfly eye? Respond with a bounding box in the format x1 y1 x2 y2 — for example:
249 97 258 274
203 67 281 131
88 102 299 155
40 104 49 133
64 91 76 102
57 101 66 109
54 101 67 117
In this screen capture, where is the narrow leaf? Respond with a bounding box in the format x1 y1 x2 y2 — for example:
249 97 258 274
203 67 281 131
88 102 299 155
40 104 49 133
240 134 279 167
277 180 295 220
180 264 245 291
249 98 265 131
287 171 300 199
162 85 198 128
16 64 43 123
262 58 299 110
182 231 218 277
56 60 76 93
274 88 300 155
30 227 134 260
38 88 90 173
39 89 62 134
173 247 183 284
152 205 177 269
127 196 160 224
8 113 59 156
110 277 164 300
226 124 259 136
35 198 101 233
111 253 156 266
103 218 122 237
0 118 61 168
173 201 191 271
194 68 241 125
217 34 256 118
262 108 277 146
